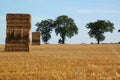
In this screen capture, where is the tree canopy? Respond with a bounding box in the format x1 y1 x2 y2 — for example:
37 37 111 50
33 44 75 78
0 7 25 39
86 20 114 44
54 15 78 44
36 19 54 44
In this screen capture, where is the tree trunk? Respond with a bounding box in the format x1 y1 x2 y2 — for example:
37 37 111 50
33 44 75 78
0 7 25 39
62 37 65 44
60 32 65 44
97 36 100 44
61 35 65 44
45 41 47 44
97 39 100 44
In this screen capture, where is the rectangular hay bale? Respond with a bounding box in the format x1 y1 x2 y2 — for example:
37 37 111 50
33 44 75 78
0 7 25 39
5 13 31 52
32 32 40 45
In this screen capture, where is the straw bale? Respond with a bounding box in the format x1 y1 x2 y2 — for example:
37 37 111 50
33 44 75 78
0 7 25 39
6 13 31 22
5 43 30 52
7 22 31 27
32 32 40 45
6 14 31 18
5 13 31 52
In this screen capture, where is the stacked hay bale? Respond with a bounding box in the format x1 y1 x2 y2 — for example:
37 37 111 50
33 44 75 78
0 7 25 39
5 13 31 52
32 32 40 45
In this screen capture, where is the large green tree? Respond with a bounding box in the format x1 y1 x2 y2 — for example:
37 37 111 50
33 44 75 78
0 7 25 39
54 15 78 44
36 19 54 44
86 20 114 44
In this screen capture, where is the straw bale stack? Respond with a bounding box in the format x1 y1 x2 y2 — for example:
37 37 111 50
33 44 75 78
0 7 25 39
32 32 40 45
5 13 31 52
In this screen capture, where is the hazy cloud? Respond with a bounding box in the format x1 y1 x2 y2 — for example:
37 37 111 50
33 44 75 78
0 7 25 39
0 24 5 27
0 15 5 22
77 9 120 14
32 16 53 22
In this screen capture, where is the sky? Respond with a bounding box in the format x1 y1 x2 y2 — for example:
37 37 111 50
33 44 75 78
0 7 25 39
0 0 120 44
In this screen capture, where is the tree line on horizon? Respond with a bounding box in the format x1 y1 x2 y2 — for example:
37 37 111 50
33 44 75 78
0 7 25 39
36 15 120 44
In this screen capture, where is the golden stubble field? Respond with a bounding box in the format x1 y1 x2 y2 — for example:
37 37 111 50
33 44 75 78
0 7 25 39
0 44 120 80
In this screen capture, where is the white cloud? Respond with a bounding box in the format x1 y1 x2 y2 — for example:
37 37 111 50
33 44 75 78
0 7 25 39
77 9 120 14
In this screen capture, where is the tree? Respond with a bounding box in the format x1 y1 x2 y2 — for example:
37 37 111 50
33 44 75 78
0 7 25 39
54 15 78 44
36 19 54 44
86 20 114 44
118 29 120 32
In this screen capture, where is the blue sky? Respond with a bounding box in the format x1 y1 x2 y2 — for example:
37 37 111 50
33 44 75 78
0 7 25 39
0 0 120 44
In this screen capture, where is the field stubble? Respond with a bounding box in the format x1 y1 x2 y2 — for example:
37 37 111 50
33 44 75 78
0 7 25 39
0 44 119 80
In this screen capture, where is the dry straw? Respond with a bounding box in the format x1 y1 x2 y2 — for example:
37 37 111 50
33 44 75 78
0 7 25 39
5 13 31 52
32 32 40 45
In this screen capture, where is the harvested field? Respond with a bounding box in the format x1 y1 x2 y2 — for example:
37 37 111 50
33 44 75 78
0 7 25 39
0 44 120 80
